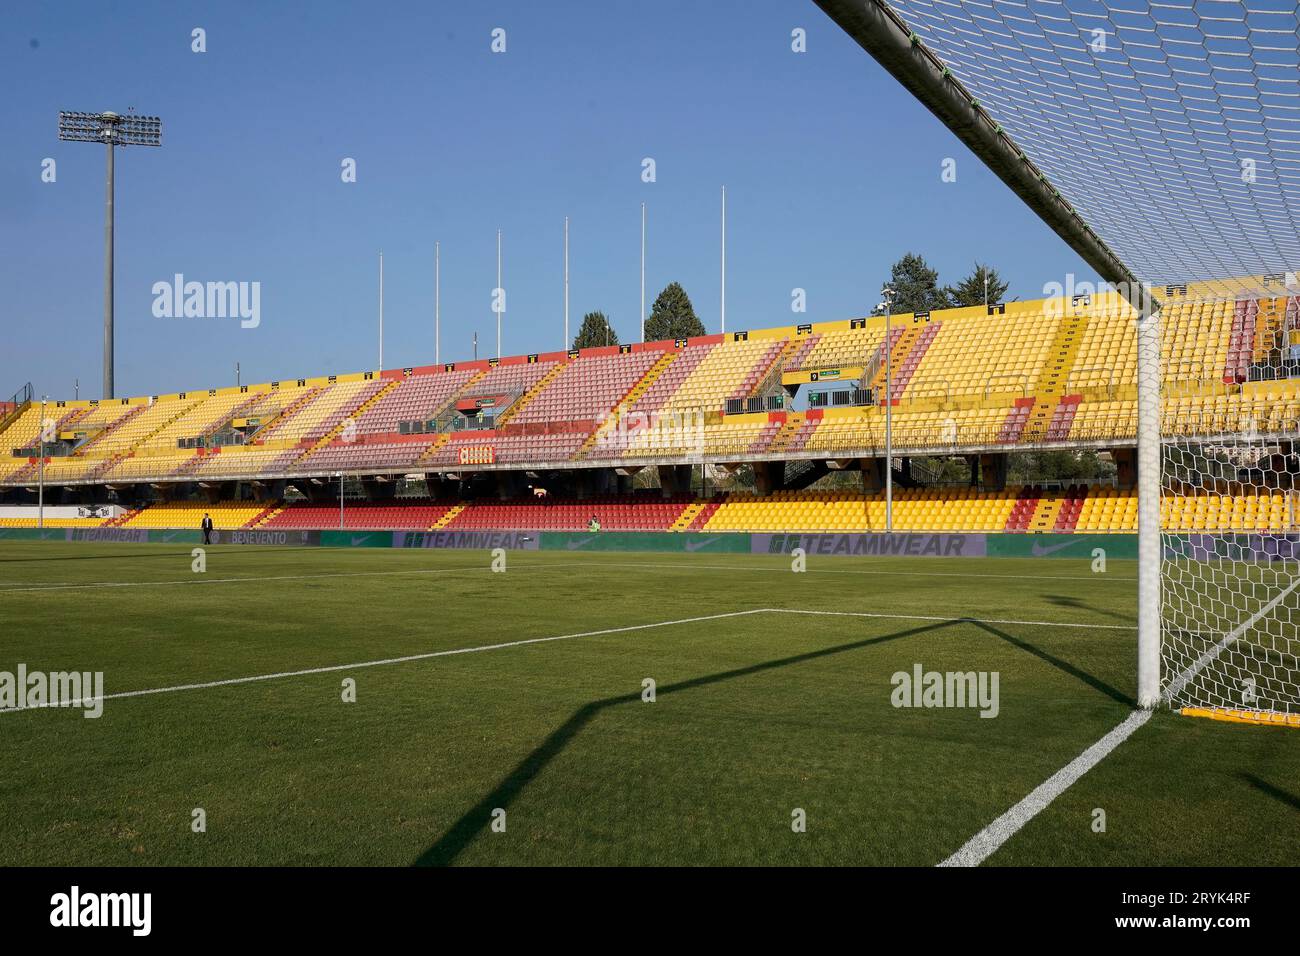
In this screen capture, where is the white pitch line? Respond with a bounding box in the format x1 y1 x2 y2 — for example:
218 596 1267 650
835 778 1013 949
0 563 588 594
590 559 1138 585
1162 575 1300 703
0 554 1138 593
764 607 1135 631
0 605 1127 716
0 609 770 714
937 709 1152 867
0 560 1136 595
938 575 1300 867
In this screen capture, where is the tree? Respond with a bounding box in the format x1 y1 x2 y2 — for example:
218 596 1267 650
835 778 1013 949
644 282 706 342
1007 449 1115 483
881 253 950 314
947 262 1010 308
572 311 618 349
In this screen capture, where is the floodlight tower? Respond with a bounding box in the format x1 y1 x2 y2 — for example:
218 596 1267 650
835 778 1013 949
58 110 163 400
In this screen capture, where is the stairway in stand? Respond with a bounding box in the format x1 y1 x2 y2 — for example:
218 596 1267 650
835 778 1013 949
494 362 571 427
1022 311 1089 442
574 351 680 460
294 379 401 465
429 504 465 529
248 504 283 528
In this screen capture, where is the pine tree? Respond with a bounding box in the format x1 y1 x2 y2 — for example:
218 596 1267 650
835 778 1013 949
946 262 1010 308
572 311 618 349
644 282 706 342
882 253 951 314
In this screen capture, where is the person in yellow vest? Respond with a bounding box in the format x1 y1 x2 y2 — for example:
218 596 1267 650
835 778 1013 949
588 515 601 532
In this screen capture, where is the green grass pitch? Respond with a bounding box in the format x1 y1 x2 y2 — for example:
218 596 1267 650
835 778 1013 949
0 541 1296 866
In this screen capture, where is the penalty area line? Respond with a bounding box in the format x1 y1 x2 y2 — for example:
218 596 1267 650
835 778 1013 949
763 607 1135 631
0 608 770 714
2 606 1128 717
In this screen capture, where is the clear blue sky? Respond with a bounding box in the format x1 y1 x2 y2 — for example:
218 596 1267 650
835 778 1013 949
1 0 1097 401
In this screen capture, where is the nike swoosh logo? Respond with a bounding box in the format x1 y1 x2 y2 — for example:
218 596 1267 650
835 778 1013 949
684 537 719 552
566 536 597 550
160 532 179 542
351 536 369 546
1031 540 1077 557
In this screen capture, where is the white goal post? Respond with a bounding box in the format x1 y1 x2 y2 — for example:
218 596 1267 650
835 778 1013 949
1136 302 1162 708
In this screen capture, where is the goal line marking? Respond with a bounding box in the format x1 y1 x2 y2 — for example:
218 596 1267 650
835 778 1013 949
1162 574 1300 704
0 557 1140 595
0 555 1140 593
940 576 1300 866
937 709 1152 867
594 559 1138 585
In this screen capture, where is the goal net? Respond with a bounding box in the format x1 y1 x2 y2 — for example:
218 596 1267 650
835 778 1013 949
1161 291 1300 724
818 0 1300 720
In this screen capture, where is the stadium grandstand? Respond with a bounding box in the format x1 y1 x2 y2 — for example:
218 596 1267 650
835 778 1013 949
3 279 1297 536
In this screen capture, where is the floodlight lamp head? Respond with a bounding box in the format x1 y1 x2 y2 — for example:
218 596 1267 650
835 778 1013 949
58 109 162 147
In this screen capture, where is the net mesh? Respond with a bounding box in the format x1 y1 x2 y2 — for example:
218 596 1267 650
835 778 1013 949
884 0 1300 287
1161 292 1300 717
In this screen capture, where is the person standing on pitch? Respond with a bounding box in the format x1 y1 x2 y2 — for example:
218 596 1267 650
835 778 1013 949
201 512 214 545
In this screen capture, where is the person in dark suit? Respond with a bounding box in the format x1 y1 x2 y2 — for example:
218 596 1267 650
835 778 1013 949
201 513 214 545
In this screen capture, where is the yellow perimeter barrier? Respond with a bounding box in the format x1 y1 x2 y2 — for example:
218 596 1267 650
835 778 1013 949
1180 706 1300 728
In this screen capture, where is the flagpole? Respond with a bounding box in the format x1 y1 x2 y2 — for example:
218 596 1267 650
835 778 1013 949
435 241 441 364
640 202 646 342
496 229 502 359
564 217 570 349
720 185 727 334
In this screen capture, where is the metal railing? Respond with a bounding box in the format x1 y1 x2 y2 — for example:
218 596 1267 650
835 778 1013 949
1064 364 1118 398
983 373 1030 401
0 383 33 436
10 405 1300 488
905 376 952 406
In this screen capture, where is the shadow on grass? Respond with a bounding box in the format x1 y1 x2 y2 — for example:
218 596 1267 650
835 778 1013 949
1241 773 1300 812
969 620 1133 707
1043 593 1134 625
413 619 957 866
415 607 1131 866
